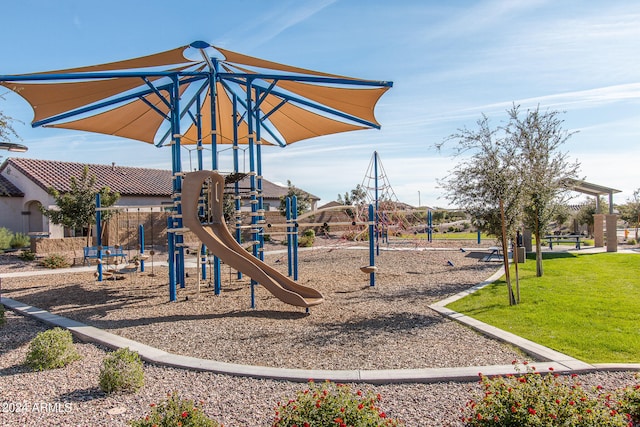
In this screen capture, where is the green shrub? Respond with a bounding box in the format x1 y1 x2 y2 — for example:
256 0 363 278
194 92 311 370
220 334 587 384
462 362 629 426
10 232 30 248
41 253 71 269
628 238 637 245
342 229 368 242
0 227 12 250
617 373 640 425
0 304 5 327
19 250 37 261
129 392 220 427
298 229 315 247
25 328 81 371
99 347 145 394
273 380 404 427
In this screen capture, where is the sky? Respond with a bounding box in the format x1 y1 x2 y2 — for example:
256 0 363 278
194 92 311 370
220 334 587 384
1 0 639 209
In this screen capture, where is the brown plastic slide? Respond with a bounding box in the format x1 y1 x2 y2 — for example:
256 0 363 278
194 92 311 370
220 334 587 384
181 170 324 308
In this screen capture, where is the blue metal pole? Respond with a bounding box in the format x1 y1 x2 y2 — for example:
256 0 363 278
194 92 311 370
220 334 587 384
255 89 265 262
293 195 299 281
209 63 222 293
477 229 481 244
428 210 433 243
374 151 380 256
168 216 176 301
95 193 103 282
138 224 145 272
247 80 259 306
369 204 375 287
194 93 208 282
232 94 242 280
169 75 186 290
286 197 293 277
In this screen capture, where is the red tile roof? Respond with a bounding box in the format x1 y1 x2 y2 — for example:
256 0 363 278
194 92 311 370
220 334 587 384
3 158 172 197
0 158 318 200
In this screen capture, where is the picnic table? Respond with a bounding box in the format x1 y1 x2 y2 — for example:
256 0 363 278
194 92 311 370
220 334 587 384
544 235 582 250
483 246 503 262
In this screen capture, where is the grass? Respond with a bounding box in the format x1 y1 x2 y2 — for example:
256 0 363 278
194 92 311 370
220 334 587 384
395 232 491 240
446 252 640 363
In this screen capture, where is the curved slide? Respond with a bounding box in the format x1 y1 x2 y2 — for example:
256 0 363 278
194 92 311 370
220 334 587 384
181 170 324 308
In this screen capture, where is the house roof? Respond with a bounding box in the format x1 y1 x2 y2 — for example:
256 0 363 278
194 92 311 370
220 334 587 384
1 158 172 197
0 174 24 197
234 175 320 201
0 157 317 201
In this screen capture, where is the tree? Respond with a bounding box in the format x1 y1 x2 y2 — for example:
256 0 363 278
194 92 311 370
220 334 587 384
506 105 580 277
41 166 120 245
618 188 640 241
0 94 20 143
437 114 525 305
337 184 367 206
337 184 367 219
551 202 571 233
438 105 580 303
278 180 311 217
576 197 608 238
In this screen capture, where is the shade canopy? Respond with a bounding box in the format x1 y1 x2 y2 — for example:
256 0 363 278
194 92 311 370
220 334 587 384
0 42 392 148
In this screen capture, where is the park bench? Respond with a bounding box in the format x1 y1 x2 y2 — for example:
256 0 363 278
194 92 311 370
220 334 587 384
544 235 582 250
83 246 127 265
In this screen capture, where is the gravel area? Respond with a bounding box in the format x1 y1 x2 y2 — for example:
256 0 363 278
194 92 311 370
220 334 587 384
1 238 638 426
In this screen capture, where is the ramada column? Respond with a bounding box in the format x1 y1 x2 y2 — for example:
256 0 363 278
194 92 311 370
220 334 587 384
593 213 605 248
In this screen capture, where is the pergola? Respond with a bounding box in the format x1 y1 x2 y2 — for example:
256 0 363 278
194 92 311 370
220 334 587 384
567 178 621 214
567 178 621 251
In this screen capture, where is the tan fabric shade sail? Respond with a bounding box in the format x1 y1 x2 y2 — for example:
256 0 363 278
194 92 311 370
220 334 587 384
24 45 193 76
181 83 256 146
46 84 189 144
1 75 168 124
1 42 391 148
228 64 389 127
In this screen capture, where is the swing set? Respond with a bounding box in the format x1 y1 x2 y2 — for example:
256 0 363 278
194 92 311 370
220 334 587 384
93 197 165 281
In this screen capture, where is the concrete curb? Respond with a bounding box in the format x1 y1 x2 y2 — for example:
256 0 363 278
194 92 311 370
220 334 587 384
3 295 639 384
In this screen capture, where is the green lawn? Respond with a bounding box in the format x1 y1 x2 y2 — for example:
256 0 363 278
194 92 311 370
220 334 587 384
446 252 640 363
395 232 491 240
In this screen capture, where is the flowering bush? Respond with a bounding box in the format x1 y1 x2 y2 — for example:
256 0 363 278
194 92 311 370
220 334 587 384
129 392 220 427
617 373 640 425
462 361 630 426
272 380 404 427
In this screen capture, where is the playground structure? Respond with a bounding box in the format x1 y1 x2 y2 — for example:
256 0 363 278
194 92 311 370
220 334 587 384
182 170 324 308
355 152 434 247
1 42 392 306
